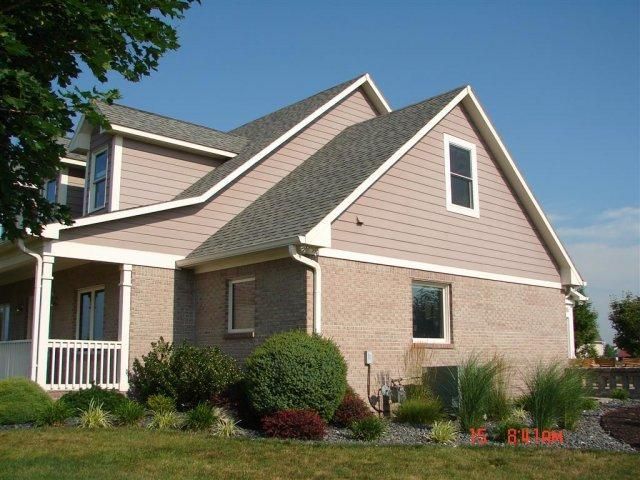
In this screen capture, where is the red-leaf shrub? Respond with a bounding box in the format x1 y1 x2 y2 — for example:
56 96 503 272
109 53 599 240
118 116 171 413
261 409 326 440
332 389 373 427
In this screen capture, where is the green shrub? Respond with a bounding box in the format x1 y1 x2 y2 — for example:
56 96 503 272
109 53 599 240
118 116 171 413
395 397 443 425
523 363 588 431
492 418 528 442
114 399 146 426
60 385 126 414
147 394 176 414
37 400 72 426
581 397 599 410
349 416 386 441
185 403 217 431
610 388 630 401
0 377 52 425
457 355 507 431
430 420 458 444
78 400 112 428
244 331 347 420
129 338 241 409
148 410 183 430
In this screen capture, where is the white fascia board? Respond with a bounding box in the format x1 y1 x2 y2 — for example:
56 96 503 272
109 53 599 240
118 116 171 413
461 89 583 286
68 115 91 153
108 124 238 159
320 248 563 290
47 241 183 269
193 247 291 274
306 87 470 240
362 74 392 114
61 157 86 167
43 74 388 237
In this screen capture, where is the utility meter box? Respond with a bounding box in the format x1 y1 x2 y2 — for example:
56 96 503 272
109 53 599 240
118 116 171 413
364 351 374 366
423 365 459 411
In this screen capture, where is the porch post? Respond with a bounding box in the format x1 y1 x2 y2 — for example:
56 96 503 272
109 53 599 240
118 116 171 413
118 264 132 391
35 255 55 386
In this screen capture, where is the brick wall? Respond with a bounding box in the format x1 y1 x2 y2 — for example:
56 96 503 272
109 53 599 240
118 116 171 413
129 266 195 366
320 257 568 401
194 257 310 361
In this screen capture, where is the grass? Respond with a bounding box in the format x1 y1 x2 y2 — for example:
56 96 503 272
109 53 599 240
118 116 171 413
0 429 638 480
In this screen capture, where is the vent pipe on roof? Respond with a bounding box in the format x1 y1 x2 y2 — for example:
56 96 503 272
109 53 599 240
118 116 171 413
288 245 321 335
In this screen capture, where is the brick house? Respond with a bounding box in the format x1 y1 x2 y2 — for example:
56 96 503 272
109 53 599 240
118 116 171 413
0 74 585 398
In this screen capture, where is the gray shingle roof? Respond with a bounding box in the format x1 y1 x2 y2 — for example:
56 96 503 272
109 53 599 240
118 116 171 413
95 102 248 154
57 137 86 162
186 86 466 261
173 75 365 200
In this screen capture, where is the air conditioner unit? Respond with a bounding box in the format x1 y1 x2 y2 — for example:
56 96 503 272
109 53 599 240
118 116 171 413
423 365 459 411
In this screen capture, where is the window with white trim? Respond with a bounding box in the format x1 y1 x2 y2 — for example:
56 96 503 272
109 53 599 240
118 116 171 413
76 286 105 340
89 149 108 212
412 282 451 343
227 278 255 333
0 304 10 341
444 133 479 217
44 179 57 203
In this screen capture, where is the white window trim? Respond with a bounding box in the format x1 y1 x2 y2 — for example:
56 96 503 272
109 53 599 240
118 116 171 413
75 285 105 340
443 133 479 218
411 281 452 344
0 304 10 341
227 277 255 334
88 148 108 213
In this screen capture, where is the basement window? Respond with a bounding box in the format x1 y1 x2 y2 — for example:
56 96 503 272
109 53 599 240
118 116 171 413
412 282 451 344
444 133 479 218
228 278 255 333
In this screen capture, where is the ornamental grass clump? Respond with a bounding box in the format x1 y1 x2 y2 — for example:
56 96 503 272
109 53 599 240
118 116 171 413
148 410 183 430
394 397 443 425
78 400 112 429
245 331 347 420
147 394 176 414
610 388 630 401
349 416 386 441
457 355 507 431
37 400 72 427
114 399 146 426
430 420 458 444
185 403 217 431
212 407 239 438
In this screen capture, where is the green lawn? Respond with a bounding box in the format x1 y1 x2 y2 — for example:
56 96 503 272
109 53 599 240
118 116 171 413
0 428 638 480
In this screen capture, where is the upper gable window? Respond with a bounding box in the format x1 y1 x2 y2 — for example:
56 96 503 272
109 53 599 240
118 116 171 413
44 179 57 203
89 149 108 212
443 134 479 218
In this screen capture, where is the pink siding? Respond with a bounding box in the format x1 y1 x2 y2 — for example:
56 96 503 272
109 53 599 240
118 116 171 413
331 104 561 283
118 139 224 209
60 88 380 255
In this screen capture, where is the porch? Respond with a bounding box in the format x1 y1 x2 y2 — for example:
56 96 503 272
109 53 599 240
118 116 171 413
0 250 131 391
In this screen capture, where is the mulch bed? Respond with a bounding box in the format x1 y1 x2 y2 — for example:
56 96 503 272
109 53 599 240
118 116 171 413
600 405 640 450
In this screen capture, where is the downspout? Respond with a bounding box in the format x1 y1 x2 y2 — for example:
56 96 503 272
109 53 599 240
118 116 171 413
288 245 321 334
15 239 43 382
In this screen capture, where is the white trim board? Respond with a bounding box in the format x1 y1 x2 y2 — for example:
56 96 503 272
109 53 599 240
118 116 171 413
42 74 391 238
47 241 183 269
318 248 563 290
109 136 123 211
61 157 86 167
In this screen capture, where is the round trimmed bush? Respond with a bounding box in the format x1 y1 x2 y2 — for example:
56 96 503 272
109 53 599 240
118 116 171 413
245 331 347 420
60 384 127 414
0 377 52 425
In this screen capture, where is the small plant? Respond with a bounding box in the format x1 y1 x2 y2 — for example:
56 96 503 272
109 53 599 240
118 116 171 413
492 418 528 443
114 399 146 426
185 403 217 431
349 416 386 441
508 407 529 424
457 355 507 430
395 397 443 425
212 408 239 437
37 400 72 426
610 388 630 401
581 397 599 410
0 377 53 425
147 394 176 414
430 420 458 444
261 409 326 440
148 410 183 430
332 388 373 427
60 385 127 414
78 400 112 429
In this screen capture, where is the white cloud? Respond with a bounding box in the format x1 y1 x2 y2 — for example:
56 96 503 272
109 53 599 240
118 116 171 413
557 206 640 247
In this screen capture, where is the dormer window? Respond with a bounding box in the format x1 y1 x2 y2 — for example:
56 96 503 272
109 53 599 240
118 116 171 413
89 149 108 212
444 134 479 217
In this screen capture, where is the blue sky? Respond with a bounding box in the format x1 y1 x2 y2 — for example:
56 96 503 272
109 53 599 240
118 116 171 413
79 0 639 343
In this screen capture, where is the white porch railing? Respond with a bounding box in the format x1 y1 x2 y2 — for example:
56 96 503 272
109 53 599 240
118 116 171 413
45 340 123 391
0 340 32 380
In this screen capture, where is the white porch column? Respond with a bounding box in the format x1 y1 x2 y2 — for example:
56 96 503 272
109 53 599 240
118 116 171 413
118 264 132 391
565 297 576 359
35 255 54 386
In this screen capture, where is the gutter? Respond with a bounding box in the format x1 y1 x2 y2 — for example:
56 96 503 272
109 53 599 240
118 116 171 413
288 245 321 335
14 239 42 382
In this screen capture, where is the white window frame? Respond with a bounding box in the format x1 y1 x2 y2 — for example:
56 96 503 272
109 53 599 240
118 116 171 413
88 148 108 213
227 277 255 334
443 133 479 218
0 304 10 342
75 285 105 340
411 281 452 344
